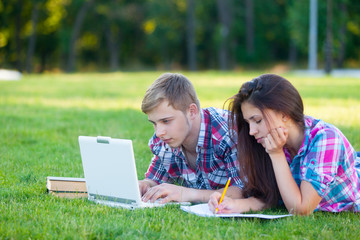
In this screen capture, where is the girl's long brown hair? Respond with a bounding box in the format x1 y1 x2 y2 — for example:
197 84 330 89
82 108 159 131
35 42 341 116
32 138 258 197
228 74 305 208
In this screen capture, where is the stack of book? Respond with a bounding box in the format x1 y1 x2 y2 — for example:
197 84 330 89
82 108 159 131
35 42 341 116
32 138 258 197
46 176 87 198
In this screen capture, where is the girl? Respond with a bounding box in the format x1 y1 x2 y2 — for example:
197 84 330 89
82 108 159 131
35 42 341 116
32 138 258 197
209 74 360 215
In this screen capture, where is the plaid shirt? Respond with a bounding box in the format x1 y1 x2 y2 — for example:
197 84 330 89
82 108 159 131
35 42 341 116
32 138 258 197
144 107 242 190
285 116 360 212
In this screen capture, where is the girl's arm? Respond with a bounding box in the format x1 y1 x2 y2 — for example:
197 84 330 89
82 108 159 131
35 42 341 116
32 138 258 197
265 127 322 215
269 151 322 215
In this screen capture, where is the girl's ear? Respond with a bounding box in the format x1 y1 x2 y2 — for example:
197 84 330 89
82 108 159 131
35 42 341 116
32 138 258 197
282 113 289 122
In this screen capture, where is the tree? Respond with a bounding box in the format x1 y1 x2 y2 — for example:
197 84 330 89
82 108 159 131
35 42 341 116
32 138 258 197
143 0 187 70
25 1 40 73
67 0 94 72
245 0 254 59
308 0 318 70
216 0 233 70
335 1 347 68
324 0 333 73
186 0 196 71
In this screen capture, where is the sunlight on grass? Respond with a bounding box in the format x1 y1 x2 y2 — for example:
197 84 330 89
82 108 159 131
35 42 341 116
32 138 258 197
1 72 360 239
3 96 143 110
304 98 360 126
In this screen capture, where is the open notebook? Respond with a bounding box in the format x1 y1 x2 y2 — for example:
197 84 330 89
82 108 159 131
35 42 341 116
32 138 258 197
79 136 189 209
181 203 292 219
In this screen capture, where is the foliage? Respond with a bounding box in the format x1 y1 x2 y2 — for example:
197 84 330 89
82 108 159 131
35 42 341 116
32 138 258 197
1 71 360 239
1 1 360 72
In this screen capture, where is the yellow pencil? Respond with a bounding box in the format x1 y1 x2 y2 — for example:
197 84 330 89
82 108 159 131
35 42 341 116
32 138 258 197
216 177 231 213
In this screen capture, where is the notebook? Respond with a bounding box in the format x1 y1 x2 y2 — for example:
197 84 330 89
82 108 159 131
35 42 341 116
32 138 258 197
79 136 176 209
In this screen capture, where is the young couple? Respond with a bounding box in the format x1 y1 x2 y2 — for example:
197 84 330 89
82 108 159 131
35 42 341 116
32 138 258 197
138 73 360 215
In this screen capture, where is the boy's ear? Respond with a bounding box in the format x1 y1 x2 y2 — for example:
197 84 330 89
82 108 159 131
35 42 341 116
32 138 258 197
188 103 199 119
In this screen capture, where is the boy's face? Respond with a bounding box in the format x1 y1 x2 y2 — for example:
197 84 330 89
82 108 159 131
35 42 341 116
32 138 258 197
147 100 191 148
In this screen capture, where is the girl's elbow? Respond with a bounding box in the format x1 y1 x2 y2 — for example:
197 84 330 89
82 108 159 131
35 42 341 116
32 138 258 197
288 206 315 216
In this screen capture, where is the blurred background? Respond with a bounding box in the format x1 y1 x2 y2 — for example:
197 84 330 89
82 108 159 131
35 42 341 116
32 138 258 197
0 0 359 73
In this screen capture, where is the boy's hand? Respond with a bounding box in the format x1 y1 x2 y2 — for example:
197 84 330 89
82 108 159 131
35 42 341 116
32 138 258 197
138 179 157 196
141 183 187 203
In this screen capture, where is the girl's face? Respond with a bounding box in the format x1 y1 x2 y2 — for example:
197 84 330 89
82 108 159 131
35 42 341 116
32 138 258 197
241 101 285 148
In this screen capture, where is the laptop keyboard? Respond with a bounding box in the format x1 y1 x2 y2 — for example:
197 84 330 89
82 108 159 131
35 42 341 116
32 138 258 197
141 199 164 207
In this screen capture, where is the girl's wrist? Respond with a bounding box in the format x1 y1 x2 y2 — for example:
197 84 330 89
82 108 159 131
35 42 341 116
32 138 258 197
269 151 285 159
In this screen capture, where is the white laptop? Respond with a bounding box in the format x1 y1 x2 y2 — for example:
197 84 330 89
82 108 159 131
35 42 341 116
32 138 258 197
79 135 169 209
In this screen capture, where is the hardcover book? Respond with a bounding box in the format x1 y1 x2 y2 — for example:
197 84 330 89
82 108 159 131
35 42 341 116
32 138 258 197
47 176 87 198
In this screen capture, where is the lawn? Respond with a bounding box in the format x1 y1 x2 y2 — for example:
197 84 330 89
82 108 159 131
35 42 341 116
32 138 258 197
1 71 360 239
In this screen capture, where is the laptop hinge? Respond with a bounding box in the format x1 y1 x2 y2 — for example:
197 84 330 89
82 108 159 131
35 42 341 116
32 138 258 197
97 136 110 144
89 193 136 204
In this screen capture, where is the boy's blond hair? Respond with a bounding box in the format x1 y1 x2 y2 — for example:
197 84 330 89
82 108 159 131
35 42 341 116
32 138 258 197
141 73 200 113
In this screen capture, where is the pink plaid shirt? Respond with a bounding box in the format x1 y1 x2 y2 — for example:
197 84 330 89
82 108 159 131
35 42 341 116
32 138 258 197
285 116 360 212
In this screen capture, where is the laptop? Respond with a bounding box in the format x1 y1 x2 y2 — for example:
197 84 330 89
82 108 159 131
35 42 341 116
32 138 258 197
79 135 169 209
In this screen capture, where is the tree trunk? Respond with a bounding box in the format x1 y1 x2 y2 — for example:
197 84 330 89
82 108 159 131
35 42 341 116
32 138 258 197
186 0 197 71
324 0 333 74
26 2 39 73
105 24 119 72
66 0 94 72
245 0 254 58
336 2 347 68
15 0 22 72
288 39 297 68
216 0 232 70
308 0 318 70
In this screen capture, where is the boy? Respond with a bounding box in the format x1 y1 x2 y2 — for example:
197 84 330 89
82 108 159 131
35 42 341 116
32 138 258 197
139 73 242 204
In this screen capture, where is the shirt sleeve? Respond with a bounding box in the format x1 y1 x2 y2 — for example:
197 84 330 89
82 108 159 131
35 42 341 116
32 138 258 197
218 134 243 189
144 154 168 184
224 145 243 189
301 128 344 197
144 135 170 184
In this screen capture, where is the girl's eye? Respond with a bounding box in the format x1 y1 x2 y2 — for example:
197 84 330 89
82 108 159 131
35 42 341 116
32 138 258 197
255 119 262 124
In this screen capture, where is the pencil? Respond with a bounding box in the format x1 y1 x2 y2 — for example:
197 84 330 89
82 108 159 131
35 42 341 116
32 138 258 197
216 177 231 213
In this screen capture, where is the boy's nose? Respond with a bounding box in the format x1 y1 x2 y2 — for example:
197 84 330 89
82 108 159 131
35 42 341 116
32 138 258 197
156 126 166 137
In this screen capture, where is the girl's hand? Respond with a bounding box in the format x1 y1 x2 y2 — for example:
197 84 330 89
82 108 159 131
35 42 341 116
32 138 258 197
264 127 288 155
209 193 266 214
208 192 238 214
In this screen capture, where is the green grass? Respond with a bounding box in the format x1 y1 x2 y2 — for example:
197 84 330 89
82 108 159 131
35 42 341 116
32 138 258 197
1 71 360 239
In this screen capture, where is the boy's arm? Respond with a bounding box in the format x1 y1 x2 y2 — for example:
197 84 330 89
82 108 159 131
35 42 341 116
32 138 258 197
142 184 242 203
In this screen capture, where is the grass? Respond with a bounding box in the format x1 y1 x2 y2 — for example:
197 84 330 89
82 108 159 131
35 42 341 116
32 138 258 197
1 71 360 239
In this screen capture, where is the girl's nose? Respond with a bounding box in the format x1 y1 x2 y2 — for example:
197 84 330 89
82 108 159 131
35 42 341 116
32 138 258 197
249 124 258 136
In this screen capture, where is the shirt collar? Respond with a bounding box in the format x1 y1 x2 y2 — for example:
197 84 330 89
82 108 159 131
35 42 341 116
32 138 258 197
292 116 313 159
197 109 206 149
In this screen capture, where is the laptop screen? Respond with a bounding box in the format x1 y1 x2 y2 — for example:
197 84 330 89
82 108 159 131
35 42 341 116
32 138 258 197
79 136 142 205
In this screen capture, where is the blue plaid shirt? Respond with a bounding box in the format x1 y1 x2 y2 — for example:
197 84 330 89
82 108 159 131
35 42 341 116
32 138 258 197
145 107 243 190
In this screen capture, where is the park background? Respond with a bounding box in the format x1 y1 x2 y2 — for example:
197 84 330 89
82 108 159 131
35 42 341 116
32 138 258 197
1 0 360 73
1 0 360 239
